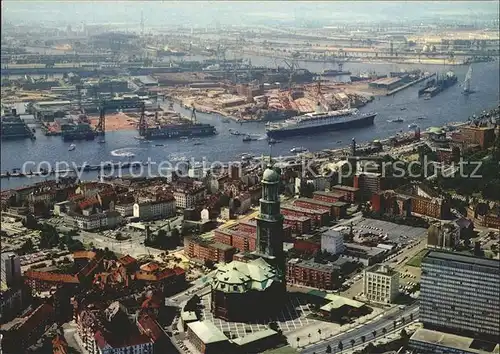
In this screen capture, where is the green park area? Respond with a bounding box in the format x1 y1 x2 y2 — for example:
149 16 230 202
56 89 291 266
406 249 429 268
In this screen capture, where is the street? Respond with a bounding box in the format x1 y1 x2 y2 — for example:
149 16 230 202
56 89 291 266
301 303 419 354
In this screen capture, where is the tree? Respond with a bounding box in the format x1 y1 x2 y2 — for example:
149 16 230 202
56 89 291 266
350 339 355 348
409 313 413 321
393 320 397 330
400 329 408 339
361 335 366 343
318 328 322 339
308 333 312 343
326 344 332 353
401 316 406 324
338 341 344 352
382 327 387 337
20 238 35 254
296 337 300 348
372 330 377 339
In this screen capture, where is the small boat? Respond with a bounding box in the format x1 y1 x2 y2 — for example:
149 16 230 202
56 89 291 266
230 130 242 136
408 123 418 129
193 141 202 146
268 138 280 144
180 136 189 140
290 147 307 153
417 116 426 120
68 144 76 151
337 140 342 144
242 135 253 142
98 140 106 144
400 107 407 111
155 144 164 147
241 153 254 161
124 152 135 158
387 118 404 123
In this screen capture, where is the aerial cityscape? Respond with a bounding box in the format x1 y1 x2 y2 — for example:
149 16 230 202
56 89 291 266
1 1 499 354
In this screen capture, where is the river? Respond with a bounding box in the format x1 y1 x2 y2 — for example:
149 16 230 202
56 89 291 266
1 60 498 190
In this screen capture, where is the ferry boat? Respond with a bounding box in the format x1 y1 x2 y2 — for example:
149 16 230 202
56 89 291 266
387 118 404 123
241 153 254 161
266 109 376 139
290 147 308 153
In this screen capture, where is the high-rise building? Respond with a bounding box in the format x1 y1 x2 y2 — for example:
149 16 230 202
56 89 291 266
420 250 500 340
255 164 285 276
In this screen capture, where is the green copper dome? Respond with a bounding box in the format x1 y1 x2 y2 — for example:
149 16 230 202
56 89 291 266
262 167 280 182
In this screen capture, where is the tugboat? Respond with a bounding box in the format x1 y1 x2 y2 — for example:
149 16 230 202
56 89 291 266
241 153 254 161
229 129 242 136
68 144 76 151
242 135 255 142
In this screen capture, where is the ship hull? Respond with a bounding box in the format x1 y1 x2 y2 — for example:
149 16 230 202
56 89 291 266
62 133 95 142
143 125 216 140
266 114 376 138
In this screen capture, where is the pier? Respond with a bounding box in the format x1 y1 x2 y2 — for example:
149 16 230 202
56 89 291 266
386 73 437 96
0 162 150 179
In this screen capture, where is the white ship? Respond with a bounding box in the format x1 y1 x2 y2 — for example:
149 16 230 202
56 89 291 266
266 108 377 138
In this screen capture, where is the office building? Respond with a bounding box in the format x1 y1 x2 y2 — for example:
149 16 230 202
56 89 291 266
363 264 399 304
420 250 500 340
321 229 345 255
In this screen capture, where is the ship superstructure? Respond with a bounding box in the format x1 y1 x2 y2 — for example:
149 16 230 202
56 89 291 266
266 108 376 138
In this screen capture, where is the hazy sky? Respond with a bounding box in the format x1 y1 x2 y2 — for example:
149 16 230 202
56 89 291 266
3 1 499 28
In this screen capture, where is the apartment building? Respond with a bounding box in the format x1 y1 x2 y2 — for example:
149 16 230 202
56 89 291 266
133 198 176 220
287 259 340 290
363 264 399 304
420 250 500 340
173 186 206 209
66 210 122 231
184 236 236 264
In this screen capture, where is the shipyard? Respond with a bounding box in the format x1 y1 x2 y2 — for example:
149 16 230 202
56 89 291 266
1 3 500 354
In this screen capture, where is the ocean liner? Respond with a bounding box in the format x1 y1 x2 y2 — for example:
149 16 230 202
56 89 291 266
266 108 376 138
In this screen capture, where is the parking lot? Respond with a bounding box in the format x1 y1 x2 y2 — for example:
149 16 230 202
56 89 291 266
351 218 427 244
200 292 316 338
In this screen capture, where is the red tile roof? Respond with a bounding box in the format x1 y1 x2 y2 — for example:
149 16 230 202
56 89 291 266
73 250 97 259
118 255 137 266
137 312 164 342
78 196 99 210
24 270 80 284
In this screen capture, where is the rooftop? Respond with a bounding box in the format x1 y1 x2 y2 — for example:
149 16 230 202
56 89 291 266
424 250 500 269
212 258 281 293
320 294 365 311
187 321 228 344
232 328 278 346
410 328 500 354
365 264 398 276
332 185 360 192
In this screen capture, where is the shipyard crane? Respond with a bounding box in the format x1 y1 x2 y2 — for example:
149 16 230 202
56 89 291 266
96 99 147 138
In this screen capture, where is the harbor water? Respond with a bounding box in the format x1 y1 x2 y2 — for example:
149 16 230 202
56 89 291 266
1 60 499 190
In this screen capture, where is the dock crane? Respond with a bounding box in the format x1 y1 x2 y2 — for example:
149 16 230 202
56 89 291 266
96 99 147 138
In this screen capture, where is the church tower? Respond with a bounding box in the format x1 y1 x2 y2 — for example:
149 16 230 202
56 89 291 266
255 164 285 276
